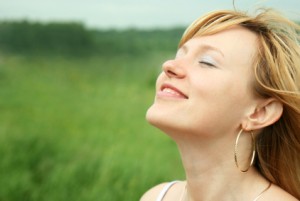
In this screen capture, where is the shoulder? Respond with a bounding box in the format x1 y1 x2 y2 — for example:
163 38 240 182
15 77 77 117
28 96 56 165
262 184 298 201
140 181 185 201
140 182 168 201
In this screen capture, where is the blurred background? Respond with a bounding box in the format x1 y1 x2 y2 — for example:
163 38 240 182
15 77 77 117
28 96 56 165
0 0 299 200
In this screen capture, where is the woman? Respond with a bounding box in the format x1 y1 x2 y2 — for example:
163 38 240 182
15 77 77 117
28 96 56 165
141 8 300 201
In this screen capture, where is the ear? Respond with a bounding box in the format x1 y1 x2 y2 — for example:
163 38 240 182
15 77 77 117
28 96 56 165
243 98 283 130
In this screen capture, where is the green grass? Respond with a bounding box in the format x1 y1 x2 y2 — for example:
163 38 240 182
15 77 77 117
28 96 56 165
0 53 185 201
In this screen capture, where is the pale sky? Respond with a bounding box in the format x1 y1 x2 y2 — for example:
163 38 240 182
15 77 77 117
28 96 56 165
0 0 299 29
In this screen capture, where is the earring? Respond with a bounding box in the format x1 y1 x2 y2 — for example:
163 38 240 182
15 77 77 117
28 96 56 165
234 128 256 172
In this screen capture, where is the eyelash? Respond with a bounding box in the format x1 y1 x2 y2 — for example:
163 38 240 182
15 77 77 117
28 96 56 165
199 61 216 68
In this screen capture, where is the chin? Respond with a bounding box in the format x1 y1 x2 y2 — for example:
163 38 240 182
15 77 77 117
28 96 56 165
146 106 167 130
145 105 159 126
146 105 184 136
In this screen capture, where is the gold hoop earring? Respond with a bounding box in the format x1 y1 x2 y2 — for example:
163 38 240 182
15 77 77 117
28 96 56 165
234 128 256 172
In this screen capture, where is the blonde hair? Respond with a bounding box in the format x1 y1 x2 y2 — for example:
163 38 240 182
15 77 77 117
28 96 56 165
179 9 300 198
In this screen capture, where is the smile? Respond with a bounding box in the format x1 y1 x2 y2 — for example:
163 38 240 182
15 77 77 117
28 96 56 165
157 84 188 99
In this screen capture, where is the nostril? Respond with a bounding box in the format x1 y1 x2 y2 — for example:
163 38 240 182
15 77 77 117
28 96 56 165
162 59 185 78
167 70 177 76
164 66 185 78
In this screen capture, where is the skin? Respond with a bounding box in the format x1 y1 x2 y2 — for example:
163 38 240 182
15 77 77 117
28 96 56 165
141 26 296 201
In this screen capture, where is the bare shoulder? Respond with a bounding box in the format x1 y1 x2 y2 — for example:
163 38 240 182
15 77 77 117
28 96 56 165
140 181 186 201
140 182 168 201
263 184 298 201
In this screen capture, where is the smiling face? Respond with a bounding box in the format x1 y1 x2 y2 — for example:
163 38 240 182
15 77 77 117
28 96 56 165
146 26 260 139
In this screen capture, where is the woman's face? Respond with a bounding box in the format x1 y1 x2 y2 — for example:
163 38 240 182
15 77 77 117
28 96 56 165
146 26 260 138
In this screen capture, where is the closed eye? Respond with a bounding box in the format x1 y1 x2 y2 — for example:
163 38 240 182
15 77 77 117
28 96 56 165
199 61 216 68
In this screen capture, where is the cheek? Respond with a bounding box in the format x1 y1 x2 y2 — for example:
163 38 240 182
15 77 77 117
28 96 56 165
191 72 249 102
190 73 226 99
189 75 250 122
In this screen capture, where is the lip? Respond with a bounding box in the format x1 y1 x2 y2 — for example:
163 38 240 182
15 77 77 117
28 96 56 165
157 83 188 99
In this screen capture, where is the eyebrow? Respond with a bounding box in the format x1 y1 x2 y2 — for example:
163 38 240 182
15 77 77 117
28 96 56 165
180 43 225 58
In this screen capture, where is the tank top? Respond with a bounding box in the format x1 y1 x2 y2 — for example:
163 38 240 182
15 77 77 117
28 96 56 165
156 181 180 201
155 180 272 201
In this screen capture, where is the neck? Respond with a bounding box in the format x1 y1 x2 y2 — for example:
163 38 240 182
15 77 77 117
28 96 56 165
175 133 269 201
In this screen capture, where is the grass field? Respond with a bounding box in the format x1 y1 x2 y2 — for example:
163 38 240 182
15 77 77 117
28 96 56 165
0 53 185 201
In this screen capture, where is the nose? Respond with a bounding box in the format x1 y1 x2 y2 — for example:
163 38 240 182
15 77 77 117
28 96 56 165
162 59 186 78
